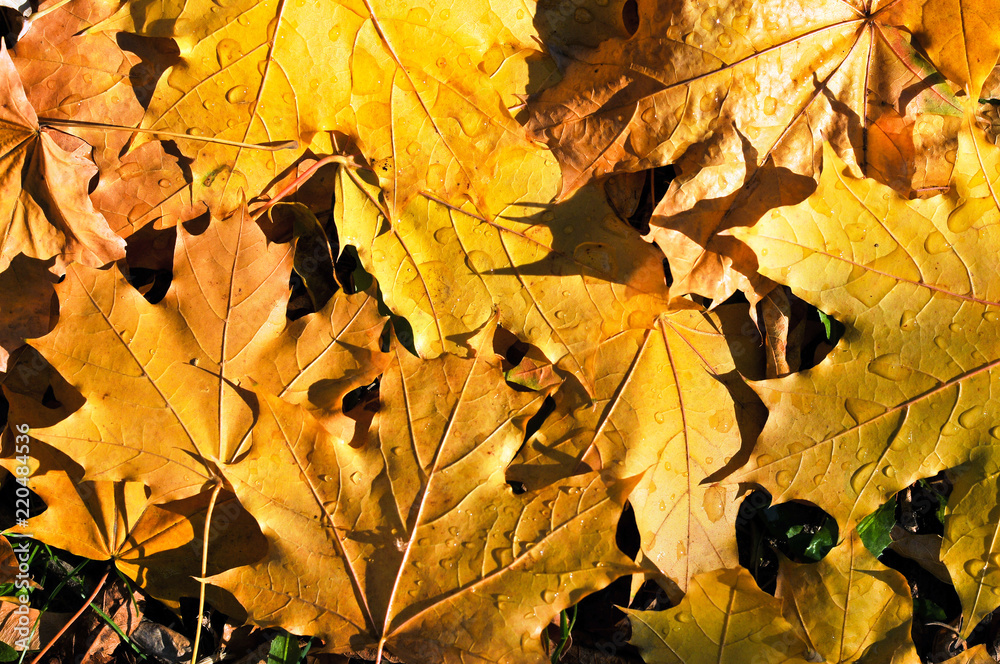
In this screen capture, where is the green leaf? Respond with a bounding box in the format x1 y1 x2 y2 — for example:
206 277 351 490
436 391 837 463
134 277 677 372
267 631 301 664
0 640 17 662
857 498 896 558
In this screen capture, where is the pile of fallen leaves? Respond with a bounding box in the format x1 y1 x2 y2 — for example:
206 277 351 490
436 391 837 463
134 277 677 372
2 0 1000 660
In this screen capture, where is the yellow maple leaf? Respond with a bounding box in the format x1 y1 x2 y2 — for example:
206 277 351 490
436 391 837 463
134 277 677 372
734 111 1000 635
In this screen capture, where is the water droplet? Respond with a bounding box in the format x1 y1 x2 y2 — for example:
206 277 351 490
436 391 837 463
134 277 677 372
756 454 773 468
352 49 385 95
763 96 777 115
117 162 143 181
775 470 792 488
868 354 909 381
439 8 450 19
923 230 951 254
717 32 731 47
457 111 485 138
702 485 725 523
350 471 362 484
845 223 866 242
215 38 241 67
157 178 171 188
407 6 431 25
959 408 984 429
966 559 986 579
676 612 693 623
465 250 494 273
934 335 947 349
899 310 917 331
186 127 205 136
991 426 1000 439
226 85 250 103
654 411 666 424
457 53 472 69
573 242 616 273
947 209 975 234
732 13 750 31
516 8 525 18
845 397 883 425
849 462 876 494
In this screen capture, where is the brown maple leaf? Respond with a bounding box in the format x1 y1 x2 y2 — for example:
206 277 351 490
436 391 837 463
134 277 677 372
0 43 125 272
527 0 980 302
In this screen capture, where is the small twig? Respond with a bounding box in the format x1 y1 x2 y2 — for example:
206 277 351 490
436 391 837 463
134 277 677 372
29 567 110 664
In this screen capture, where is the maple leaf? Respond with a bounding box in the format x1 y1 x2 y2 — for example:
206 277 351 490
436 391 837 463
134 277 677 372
25 205 385 501
733 113 1000 635
527 0 977 302
94 0 549 218
9 0 203 235
627 567 813 664
776 531 919 663
528 0 969 196
1 464 265 611
628 532 919 663
207 324 639 662
505 309 745 596
336 163 676 390
0 43 125 272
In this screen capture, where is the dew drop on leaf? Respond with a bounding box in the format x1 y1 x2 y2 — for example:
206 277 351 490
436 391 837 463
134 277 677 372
849 462 876 494
465 250 494 273
959 408 984 429
407 7 431 25
117 162 143 181
966 559 987 579
844 223 866 242
226 86 250 103
867 354 909 381
215 38 241 67
923 230 951 254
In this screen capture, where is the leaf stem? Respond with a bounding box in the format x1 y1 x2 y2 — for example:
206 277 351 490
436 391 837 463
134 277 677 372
37 117 298 152
251 153 367 221
191 482 223 664
24 0 75 23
